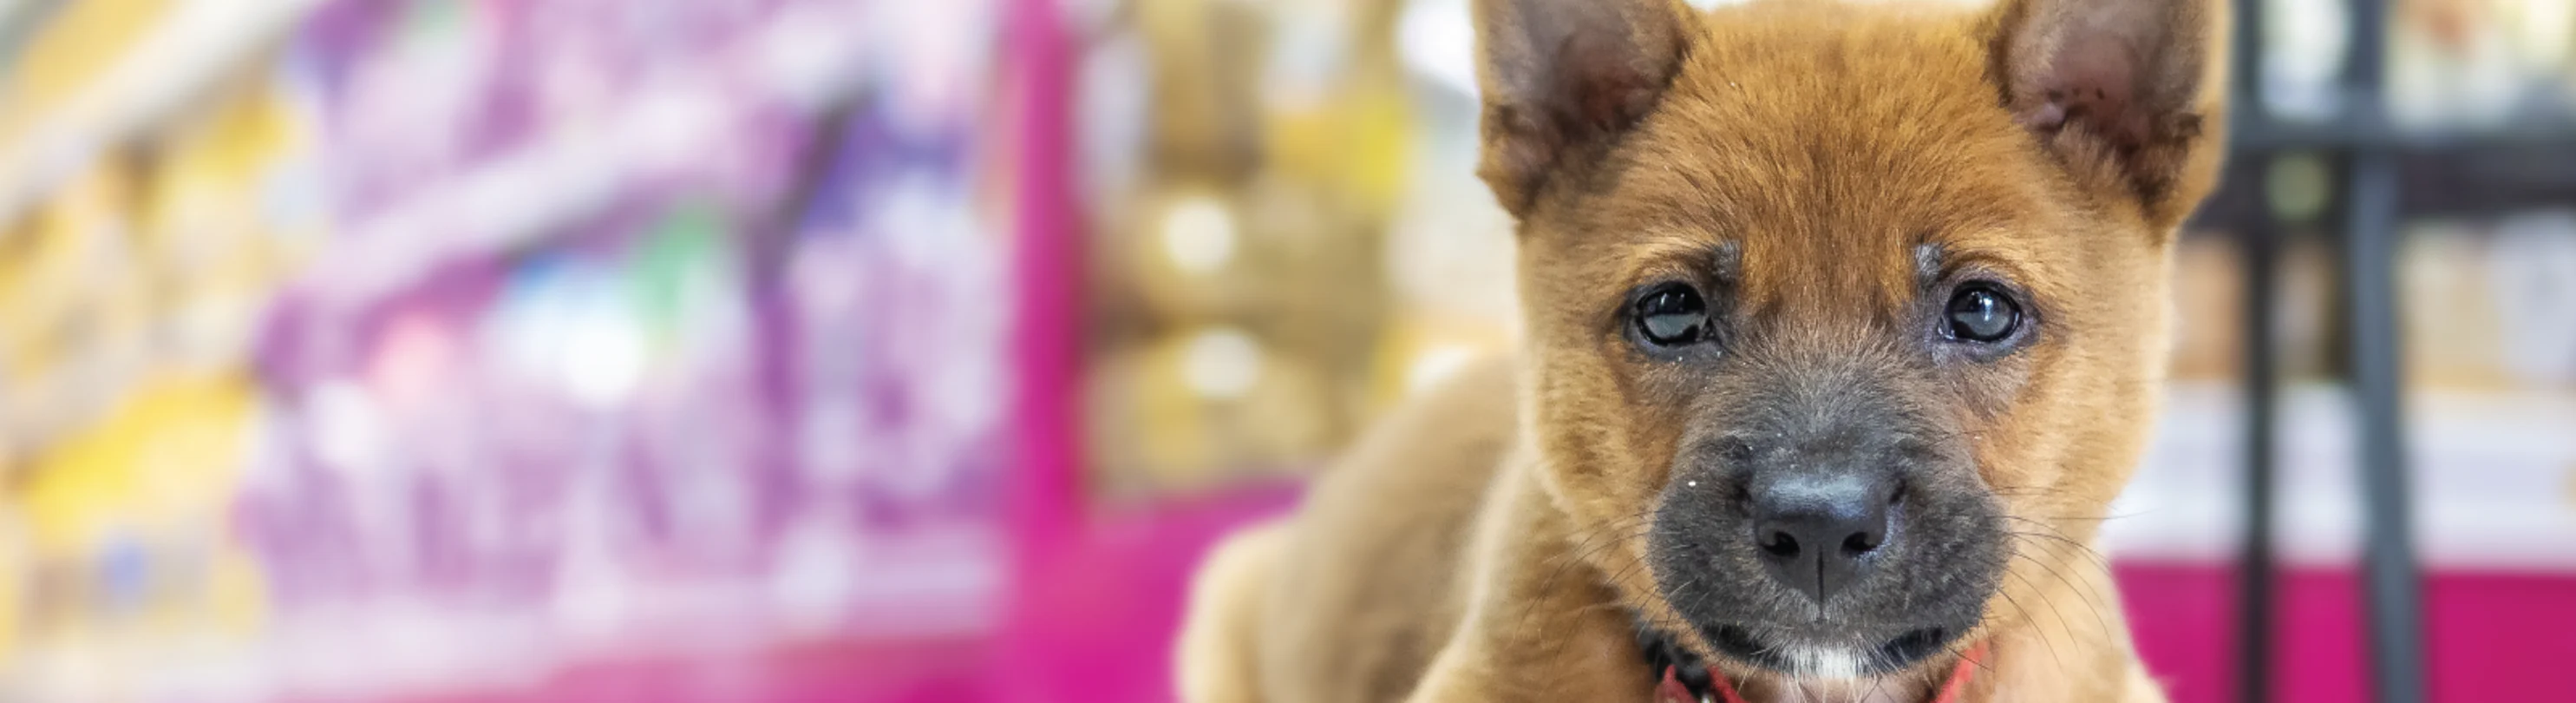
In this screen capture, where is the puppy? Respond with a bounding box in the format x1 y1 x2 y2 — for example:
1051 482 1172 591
1178 0 2225 701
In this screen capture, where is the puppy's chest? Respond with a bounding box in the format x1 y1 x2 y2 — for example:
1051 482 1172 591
1709 680 1933 703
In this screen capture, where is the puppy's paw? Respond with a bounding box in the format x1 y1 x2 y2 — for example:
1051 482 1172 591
2119 664 2172 703
1176 521 1291 703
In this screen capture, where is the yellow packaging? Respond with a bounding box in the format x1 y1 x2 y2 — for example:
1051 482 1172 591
0 507 25 660
1 162 141 450
12 372 268 657
145 75 308 278
0 0 171 145
1087 327 1338 500
2166 235 2243 382
146 78 312 369
1083 0 1422 500
2401 221 2515 391
1134 0 1267 176
19 372 257 558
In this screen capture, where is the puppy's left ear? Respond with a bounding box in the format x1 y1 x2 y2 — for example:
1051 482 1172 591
1991 0 2226 230
1473 0 1694 218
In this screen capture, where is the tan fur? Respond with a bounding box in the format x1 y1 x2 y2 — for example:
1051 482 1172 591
1177 1 2223 701
1180 520 1286 703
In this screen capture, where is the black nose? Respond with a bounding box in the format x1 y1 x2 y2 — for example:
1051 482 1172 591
1749 471 1899 605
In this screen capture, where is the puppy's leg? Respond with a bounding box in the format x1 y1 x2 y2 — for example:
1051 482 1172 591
1177 520 1290 703
2116 663 2173 703
1403 464 1656 703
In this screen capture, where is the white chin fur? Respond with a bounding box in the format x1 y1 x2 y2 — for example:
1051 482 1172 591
1784 647 1872 680
1770 659 1916 703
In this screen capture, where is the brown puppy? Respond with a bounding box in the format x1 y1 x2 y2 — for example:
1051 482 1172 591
1178 0 2226 701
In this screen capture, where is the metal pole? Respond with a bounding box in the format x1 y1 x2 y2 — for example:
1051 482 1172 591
2234 190 2279 703
2228 0 2278 700
2343 149 2429 703
2335 0 2429 700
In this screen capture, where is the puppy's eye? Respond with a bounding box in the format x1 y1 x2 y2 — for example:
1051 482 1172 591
1632 283 1710 348
1943 284 2022 343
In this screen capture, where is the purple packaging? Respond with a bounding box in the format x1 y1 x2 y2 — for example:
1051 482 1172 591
232 1 1013 683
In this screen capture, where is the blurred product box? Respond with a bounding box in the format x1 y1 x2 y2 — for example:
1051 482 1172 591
1073 0 1521 503
0 61 315 683
2402 213 2576 391
2260 0 2354 122
2387 0 2576 128
0 0 171 145
0 0 1017 700
2166 233 2339 383
1078 0 1429 502
2169 215 2576 392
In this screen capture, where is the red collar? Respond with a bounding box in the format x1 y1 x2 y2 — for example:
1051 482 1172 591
1657 642 1988 703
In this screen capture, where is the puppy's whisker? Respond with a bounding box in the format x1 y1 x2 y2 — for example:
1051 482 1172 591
2004 528 2113 593
2007 539 2118 650
1521 524 1621 634
2000 512 2102 536
1669 575 1703 602
2001 513 2121 570
2003 568 2082 673
2010 535 2115 588
2004 524 2113 572
1535 519 1634 598
1991 573 2064 673
1942 636 2000 680
1525 546 1628 656
2022 513 2135 522
1524 509 1664 665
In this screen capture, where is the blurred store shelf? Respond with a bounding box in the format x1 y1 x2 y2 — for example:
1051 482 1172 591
299 1 873 312
0 0 887 457
2 3 1015 702
2109 381 2576 571
2235 115 2576 153
2196 140 2576 230
0 0 324 229
0 0 54 52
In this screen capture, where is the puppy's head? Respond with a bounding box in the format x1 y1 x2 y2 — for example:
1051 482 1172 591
1473 0 2221 680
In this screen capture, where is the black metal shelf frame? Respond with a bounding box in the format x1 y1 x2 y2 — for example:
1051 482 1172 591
2188 0 2575 700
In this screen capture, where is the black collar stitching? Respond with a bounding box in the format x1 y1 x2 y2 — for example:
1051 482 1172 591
1635 620 1716 699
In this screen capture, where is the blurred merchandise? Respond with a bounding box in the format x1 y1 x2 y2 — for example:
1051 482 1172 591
1073 0 1515 503
2165 235 2243 381
10 372 265 666
2167 216 2576 393
0 0 1014 700
2166 233 2340 383
0 0 172 145
2399 212 2576 391
0 56 317 691
2264 0 2352 122
2384 0 2576 128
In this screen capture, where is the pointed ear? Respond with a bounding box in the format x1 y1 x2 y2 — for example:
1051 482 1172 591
1474 0 1693 217
1991 0 2226 229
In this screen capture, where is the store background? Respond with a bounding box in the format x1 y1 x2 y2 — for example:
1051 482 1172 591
0 0 2566 701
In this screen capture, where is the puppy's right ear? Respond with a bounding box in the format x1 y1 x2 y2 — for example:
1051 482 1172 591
1990 0 2224 230
1473 0 1692 217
